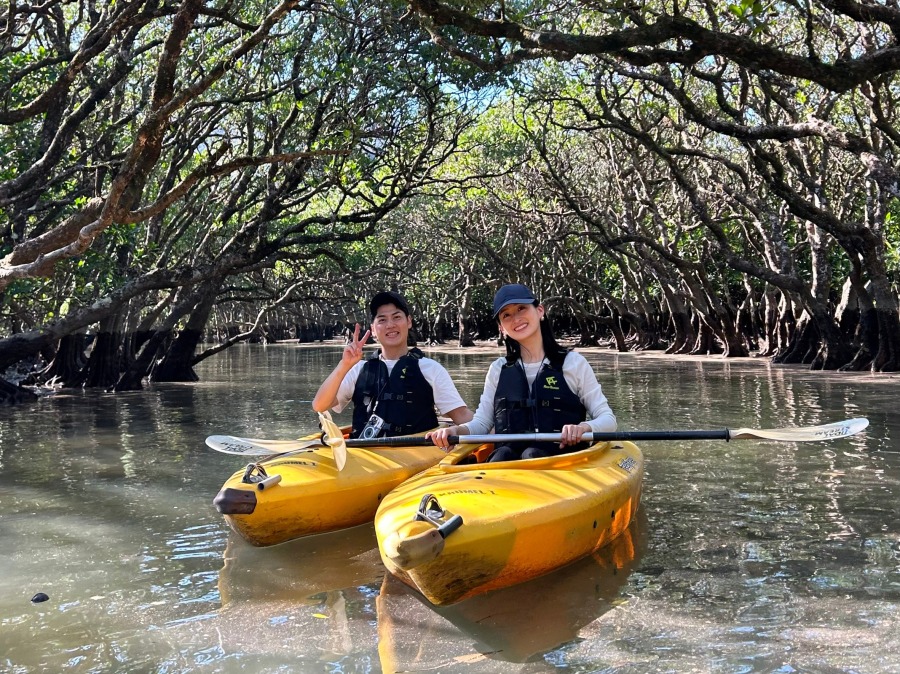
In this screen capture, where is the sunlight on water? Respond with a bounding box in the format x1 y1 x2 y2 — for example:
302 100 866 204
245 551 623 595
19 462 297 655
1 344 899 672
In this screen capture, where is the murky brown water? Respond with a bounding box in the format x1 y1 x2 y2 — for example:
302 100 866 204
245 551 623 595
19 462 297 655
1 344 898 672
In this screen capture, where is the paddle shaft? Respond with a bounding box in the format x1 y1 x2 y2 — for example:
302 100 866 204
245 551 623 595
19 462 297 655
346 430 730 447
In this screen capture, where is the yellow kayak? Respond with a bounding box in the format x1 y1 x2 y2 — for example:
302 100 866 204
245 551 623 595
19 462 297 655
213 429 445 547
374 440 643 605
377 515 645 665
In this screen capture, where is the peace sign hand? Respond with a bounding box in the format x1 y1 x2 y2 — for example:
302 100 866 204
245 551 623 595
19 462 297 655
342 323 371 367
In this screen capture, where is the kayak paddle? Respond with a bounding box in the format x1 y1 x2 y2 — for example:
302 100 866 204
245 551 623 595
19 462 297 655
205 417 868 455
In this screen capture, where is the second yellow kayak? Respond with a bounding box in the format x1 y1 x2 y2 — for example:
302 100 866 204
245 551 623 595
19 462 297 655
374 440 644 605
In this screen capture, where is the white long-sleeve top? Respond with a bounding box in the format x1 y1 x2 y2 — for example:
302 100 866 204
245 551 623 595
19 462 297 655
465 351 617 435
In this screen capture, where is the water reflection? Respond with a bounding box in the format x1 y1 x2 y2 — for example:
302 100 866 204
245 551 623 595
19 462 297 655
213 493 648 669
217 525 383 605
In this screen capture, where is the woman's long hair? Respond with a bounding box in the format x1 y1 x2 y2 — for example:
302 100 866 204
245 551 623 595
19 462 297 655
503 303 570 367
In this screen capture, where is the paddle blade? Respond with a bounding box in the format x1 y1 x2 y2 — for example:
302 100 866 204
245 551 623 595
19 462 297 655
318 411 348 470
205 435 313 455
206 435 279 455
730 417 869 442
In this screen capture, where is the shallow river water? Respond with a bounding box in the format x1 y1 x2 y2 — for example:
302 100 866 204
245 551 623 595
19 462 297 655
1 344 899 673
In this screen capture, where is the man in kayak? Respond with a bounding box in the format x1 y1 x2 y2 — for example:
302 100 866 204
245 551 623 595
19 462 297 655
428 283 616 461
313 290 473 439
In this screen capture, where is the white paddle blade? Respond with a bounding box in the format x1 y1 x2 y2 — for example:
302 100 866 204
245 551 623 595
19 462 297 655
206 435 292 456
730 418 869 442
205 435 310 455
318 411 348 470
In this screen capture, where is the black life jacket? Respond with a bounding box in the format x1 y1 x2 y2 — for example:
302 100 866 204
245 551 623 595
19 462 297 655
350 348 438 438
493 352 586 444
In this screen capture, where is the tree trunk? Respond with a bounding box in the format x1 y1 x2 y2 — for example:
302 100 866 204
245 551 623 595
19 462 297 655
114 285 211 390
152 329 202 382
457 281 477 347
776 313 817 365
735 287 759 354
609 317 628 352
152 287 218 382
691 319 722 356
771 293 798 361
659 278 695 355
665 308 695 355
807 302 853 370
577 316 600 347
871 307 900 372
32 333 89 385
864 267 900 372
756 290 778 358
113 329 173 391
80 314 125 389
720 318 749 357
835 277 860 342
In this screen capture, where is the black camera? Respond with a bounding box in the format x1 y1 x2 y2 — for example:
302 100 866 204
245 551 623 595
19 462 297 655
360 414 385 440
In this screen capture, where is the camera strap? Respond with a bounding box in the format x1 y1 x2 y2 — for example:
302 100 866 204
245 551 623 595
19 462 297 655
361 353 389 415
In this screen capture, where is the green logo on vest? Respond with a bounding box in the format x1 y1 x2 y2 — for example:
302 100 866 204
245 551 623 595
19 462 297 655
544 375 559 390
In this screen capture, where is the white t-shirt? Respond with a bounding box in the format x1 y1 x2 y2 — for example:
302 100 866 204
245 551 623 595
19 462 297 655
465 351 616 435
332 353 467 417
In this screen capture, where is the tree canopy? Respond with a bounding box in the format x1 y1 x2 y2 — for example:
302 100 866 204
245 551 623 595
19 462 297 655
2 0 900 400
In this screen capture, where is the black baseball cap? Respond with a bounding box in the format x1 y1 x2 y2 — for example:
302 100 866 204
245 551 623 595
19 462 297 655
369 291 410 318
492 283 537 318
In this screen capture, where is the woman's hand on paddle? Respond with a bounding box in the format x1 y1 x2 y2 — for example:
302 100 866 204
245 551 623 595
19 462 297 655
560 423 589 447
342 323 371 367
427 426 457 451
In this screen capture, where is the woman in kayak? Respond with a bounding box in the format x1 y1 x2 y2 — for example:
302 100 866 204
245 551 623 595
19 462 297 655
428 283 616 461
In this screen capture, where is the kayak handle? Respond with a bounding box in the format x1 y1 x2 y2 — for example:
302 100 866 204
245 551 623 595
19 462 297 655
437 514 463 538
416 493 463 538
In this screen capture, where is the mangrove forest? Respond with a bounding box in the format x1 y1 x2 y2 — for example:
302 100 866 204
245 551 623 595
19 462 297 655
3 0 900 403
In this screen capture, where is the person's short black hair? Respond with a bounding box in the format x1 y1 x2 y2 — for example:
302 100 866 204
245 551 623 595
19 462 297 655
369 291 410 319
